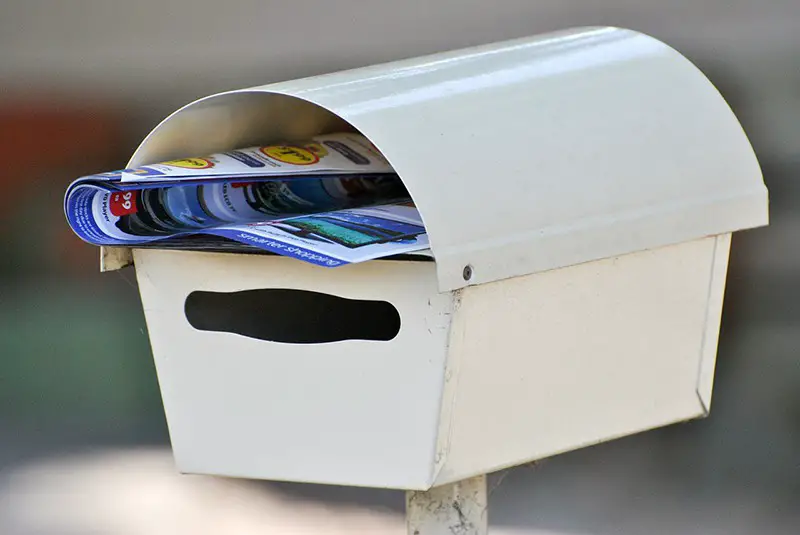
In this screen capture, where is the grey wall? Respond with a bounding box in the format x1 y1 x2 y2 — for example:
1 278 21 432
2 1 798 160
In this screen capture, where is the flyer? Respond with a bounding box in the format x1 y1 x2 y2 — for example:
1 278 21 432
64 133 429 266
89 133 393 183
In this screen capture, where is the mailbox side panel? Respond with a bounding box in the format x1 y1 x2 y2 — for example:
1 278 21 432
134 251 452 489
433 235 724 484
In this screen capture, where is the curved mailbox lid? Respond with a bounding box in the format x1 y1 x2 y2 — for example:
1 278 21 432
126 26 768 291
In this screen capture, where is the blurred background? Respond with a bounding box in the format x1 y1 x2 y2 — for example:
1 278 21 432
0 1 797 533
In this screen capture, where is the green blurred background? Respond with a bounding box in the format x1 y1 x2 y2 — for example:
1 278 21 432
0 1 797 533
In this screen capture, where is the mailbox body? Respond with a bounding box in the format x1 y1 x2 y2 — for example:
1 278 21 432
111 27 768 489
135 233 730 489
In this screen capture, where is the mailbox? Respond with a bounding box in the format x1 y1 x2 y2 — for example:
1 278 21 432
105 27 768 490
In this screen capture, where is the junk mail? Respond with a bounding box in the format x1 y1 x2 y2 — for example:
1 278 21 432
65 133 429 266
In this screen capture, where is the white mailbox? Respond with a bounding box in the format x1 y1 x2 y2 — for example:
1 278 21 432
106 27 768 490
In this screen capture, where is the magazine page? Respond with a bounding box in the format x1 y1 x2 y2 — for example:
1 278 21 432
209 202 429 267
82 133 393 184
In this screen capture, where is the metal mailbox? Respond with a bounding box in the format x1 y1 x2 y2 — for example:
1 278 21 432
104 26 768 490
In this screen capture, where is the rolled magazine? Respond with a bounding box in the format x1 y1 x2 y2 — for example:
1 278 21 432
64 133 429 267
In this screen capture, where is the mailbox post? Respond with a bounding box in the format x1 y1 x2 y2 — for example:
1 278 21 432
101 26 767 534
407 475 488 535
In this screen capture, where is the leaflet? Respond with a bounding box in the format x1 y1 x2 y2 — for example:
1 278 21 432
207 203 428 267
86 133 393 183
64 135 429 267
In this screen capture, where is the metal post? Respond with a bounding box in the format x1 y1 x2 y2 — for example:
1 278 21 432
406 475 488 535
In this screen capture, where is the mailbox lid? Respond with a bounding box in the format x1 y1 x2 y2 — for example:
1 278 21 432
123 26 768 290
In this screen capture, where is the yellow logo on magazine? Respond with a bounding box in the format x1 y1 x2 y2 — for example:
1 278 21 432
163 157 214 169
260 145 320 165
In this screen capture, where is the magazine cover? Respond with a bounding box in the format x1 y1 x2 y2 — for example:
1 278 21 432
64 133 429 266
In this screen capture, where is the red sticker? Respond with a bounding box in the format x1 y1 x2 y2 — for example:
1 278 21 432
109 191 138 216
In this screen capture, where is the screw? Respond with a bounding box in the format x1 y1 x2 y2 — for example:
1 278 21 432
462 265 473 281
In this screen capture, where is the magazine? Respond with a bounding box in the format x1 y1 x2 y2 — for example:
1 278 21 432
101 132 394 183
64 133 430 267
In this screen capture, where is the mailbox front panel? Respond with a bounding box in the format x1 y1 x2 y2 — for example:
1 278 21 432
134 250 453 489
